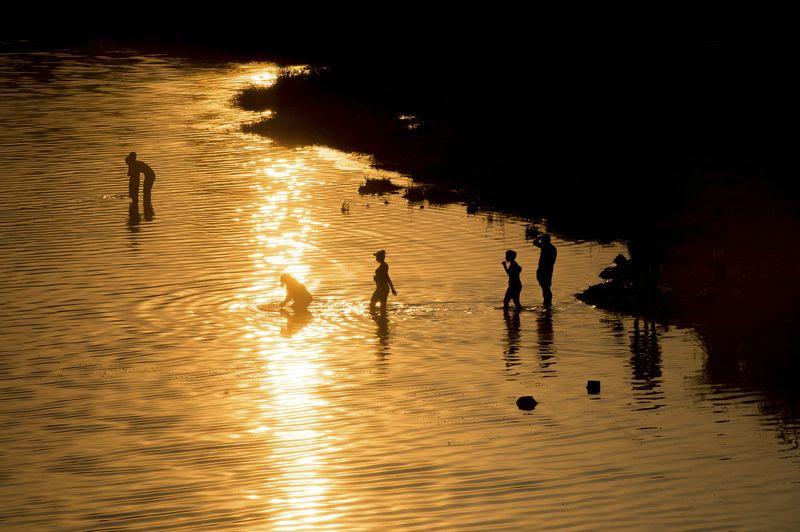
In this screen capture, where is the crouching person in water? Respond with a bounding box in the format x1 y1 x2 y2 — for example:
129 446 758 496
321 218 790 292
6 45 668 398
125 151 156 205
370 249 397 315
502 249 523 311
279 273 312 311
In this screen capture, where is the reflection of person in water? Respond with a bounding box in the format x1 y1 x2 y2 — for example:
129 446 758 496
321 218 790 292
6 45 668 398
279 273 312 310
533 234 557 307
369 250 397 314
503 307 521 362
536 308 556 372
127 202 141 231
629 318 662 389
281 307 312 337
502 249 523 311
374 313 391 359
536 308 554 355
125 152 156 205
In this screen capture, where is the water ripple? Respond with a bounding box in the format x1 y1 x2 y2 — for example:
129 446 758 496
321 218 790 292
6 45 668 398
0 47 798 530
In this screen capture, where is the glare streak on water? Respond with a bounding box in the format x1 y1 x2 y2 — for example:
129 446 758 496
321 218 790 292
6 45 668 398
0 48 799 530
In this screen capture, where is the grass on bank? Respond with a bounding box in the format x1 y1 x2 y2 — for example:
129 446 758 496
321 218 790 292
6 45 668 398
233 67 316 111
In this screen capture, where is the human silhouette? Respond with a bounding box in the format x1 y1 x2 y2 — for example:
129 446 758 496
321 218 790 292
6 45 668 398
369 250 397 314
279 273 312 310
627 230 664 299
600 254 632 287
533 234 557 307
125 152 156 205
501 249 523 311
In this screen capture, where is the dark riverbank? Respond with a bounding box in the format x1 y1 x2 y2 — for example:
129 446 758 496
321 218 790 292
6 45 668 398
232 36 800 394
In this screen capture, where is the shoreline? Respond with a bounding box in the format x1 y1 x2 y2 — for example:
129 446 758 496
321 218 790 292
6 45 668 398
234 67 800 394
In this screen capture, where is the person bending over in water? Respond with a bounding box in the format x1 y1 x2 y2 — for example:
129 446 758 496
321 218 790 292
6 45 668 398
533 234 557 307
125 151 156 205
370 249 397 314
502 249 523 311
279 273 312 310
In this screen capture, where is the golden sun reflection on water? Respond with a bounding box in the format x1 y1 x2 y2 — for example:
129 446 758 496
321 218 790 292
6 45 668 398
260 342 332 529
245 155 337 527
250 157 325 296
246 65 310 88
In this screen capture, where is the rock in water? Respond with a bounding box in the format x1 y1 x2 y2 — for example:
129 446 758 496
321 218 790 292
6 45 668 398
586 380 601 394
516 396 538 410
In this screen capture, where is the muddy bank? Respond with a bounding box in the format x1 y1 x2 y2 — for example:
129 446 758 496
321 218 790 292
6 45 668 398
578 180 800 392
658 182 800 392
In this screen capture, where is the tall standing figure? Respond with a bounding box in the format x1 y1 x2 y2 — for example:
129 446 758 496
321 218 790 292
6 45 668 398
125 152 156 205
533 234 557 307
502 249 523 311
370 250 397 315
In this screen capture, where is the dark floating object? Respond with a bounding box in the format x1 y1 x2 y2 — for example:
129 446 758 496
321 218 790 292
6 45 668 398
402 184 459 204
516 396 538 411
403 185 426 202
586 380 601 394
358 177 403 195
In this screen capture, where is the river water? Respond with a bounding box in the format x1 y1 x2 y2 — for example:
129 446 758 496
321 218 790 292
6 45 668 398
1 46 798 530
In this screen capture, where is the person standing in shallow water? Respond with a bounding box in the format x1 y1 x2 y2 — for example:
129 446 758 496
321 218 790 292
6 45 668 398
502 249 523 311
125 152 155 205
533 234 557 307
370 250 397 314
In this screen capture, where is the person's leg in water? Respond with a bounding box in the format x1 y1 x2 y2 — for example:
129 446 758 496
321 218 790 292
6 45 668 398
369 289 380 313
512 285 522 310
504 285 522 311
129 174 140 204
378 291 389 315
143 172 155 204
537 271 553 307
370 288 389 314
143 199 155 221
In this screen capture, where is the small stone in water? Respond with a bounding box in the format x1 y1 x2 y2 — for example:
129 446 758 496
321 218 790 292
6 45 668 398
587 380 601 394
516 396 538 410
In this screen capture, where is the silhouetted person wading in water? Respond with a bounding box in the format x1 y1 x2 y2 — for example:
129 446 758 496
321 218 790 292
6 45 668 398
125 152 155 205
502 249 523 311
370 250 397 314
533 234 557 307
279 273 312 311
